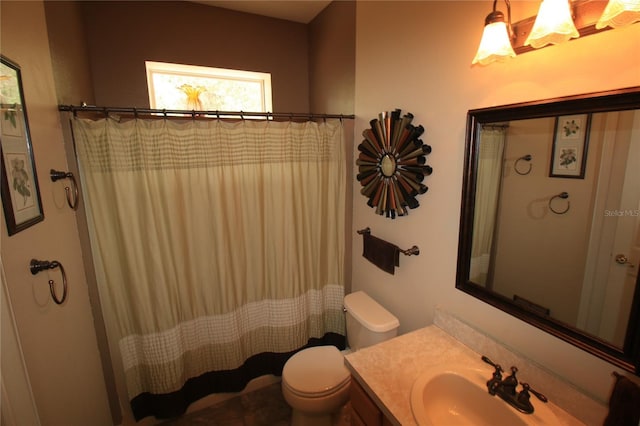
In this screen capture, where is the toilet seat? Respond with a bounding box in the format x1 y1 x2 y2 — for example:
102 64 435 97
282 346 350 398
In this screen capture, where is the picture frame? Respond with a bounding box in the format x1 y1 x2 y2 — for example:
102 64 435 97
1 55 44 235
549 113 591 179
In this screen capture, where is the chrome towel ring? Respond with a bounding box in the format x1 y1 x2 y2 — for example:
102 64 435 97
30 259 68 305
549 192 570 215
50 169 79 210
514 155 533 175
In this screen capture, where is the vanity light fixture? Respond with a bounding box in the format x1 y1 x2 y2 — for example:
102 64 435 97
524 0 580 48
472 0 516 65
596 0 640 29
473 0 639 65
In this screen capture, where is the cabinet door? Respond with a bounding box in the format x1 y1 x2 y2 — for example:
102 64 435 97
350 378 382 426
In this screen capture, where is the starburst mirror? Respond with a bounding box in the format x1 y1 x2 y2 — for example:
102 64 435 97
356 109 432 218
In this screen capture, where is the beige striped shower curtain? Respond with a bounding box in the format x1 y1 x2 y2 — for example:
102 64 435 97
73 117 346 420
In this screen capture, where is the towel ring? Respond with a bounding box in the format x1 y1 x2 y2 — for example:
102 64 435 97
30 259 68 305
50 169 79 210
549 192 570 215
514 155 532 175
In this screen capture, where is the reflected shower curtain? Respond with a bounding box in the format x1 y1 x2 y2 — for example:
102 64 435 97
470 127 505 287
73 117 346 420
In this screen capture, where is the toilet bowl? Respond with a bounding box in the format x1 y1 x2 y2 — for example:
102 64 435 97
281 291 399 426
282 345 350 426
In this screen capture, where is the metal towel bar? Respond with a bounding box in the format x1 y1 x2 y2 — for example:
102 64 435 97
357 227 420 256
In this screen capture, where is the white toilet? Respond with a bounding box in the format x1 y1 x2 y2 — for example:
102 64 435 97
281 291 400 426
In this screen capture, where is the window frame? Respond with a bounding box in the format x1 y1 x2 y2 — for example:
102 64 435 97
145 61 273 113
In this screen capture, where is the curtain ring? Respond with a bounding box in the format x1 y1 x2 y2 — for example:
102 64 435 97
29 259 68 305
50 169 79 210
514 154 532 175
549 192 570 214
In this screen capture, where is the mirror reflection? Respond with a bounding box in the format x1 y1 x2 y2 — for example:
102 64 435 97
457 87 640 372
380 153 397 177
472 110 639 349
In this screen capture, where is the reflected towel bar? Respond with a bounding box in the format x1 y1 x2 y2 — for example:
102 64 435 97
357 227 420 256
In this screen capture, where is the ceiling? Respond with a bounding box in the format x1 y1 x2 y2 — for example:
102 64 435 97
190 1 332 23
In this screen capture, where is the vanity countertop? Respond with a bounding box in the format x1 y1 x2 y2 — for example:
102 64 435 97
344 325 584 426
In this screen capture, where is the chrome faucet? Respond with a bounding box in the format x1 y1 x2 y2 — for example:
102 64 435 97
481 356 548 414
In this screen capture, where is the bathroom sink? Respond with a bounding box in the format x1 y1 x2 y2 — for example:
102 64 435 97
410 365 559 426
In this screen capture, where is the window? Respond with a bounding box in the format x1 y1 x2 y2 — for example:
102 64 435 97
145 61 272 113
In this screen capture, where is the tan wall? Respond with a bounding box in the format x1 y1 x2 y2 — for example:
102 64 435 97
308 0 356 294
0 1 112 425
80 1 309 112
43 1 95 106
308 1 355 115
352 0 640 411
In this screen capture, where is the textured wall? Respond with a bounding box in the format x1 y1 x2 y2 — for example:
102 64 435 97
81 1 309 112
352 0 640 407
0 1 112 424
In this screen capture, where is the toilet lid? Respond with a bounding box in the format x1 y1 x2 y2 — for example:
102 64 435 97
283 346 350 396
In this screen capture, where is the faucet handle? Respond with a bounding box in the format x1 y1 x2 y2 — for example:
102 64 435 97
520 383 548 403
481 356 503 374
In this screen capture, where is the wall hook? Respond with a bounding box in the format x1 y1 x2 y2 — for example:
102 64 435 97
30 259 68 305
514 154 533 175
50 169 79 210
549 192 570 215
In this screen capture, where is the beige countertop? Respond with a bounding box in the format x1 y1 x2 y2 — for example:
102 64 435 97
344 325 583 426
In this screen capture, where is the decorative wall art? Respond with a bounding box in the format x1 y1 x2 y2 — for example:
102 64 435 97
549 113 591 179
1 56 43 235
357 109 432 218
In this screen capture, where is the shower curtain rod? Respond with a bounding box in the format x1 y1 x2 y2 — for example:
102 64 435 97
58 104 355 120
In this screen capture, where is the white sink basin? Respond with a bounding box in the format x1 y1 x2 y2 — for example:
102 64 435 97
410 364 559 426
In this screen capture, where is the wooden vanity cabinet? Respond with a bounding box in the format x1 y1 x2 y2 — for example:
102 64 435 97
350 376 393 426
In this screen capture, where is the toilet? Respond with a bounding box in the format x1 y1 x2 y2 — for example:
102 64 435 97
282 291 400 426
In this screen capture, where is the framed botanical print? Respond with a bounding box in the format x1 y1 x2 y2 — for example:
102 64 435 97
1 55 44 235
549 113 591 179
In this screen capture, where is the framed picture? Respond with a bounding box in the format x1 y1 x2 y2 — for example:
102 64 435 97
1 56 43 235
549 113 591 179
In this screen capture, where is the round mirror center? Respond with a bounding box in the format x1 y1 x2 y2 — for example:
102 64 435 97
380 154 396 177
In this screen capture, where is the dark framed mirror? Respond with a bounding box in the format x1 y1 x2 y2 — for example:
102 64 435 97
456 87 640 374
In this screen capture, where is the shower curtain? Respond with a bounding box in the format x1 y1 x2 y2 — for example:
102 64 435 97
470 127 505 287
72 117 346 420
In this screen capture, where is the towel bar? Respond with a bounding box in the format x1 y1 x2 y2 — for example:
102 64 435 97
357 227 419 256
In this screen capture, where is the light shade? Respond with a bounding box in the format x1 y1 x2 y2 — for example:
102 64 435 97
524 0 580 49
472 21 516 65
596 0 640 29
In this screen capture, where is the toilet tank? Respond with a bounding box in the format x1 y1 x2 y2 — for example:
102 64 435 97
344 291 399 351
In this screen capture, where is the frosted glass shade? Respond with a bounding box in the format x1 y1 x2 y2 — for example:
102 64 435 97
472 22 516 65
524 0 579 49
596 0 640 29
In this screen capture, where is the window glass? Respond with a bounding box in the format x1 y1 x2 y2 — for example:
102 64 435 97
146 61 272 113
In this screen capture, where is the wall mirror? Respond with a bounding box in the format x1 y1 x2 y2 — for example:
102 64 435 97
456 87 640 373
